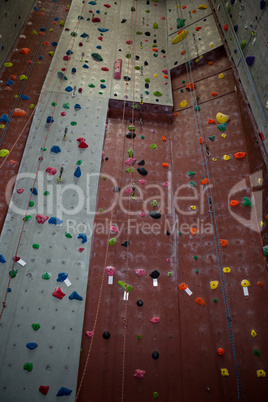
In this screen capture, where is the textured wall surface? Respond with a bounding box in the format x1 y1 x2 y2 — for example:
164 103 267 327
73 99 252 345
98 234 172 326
0 0 35 67
211 0 268 151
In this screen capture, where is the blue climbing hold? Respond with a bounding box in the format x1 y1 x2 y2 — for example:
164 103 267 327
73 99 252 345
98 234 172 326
74 104 81 110
96 10 100 14
96 45 102 49
80 33 88 38
100 84 106 89
51 145 61 154
72 67 76 73
48 217 63 225
234 24 238 32
34 6 39 10
83 64 89 69
77 233 87 244
65 86 73 92
246 56 255 66
6 80 14 86
57 272 68 282
69 291 83 301
88 1 97 4
74 166 81 178
20 95 30 100
39 55 43 60
30 187 38 196
78 15 84 20
0 255 6 263
98 28 109 32
66 50 73 56
7 288 11 292
51 42 57 46
56 387 72 397
26 342 38 350
40 27 46 32
0 114 9 123
46 116 54 124
54 17 59 21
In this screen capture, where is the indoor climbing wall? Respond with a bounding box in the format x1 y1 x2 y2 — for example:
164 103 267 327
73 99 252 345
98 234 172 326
0 0 35 67
166 0 222 68
211 0 268 148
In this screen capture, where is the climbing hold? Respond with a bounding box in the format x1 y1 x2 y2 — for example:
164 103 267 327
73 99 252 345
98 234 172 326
195 297 205 306
42 273 50 280
190 181 195 187
241 40 247 50
153 392 159 398
149 211 161 219
69 291 83 301
150 144 157 150
39 386 49 395
186 82 196 91
171 30 188 44
210 281 219 289
177 18 186 28
219 239 227 247
48 217 63 225
151 317 160 324
201 178 209 185
134 369 146 379
190 206 196 210
77 233 87 244
221 368 229 376
57 273 68 282
32 244 39 249
52 287 66 300
179 100 188 108
85 331 94 338
0 255 6 263
109 238 117 246
153 91 162 96
223 267 231 273
190 228 197 235
56 387 72 397
137 167 148 176
65 232 72 238
217 348 225 356
30 187 38 195
234 152 246 159
105 266 115 276
208 119 215 124
251 329 257 337
243 197 252 207
26 342 38 350
51 145 61 153
212 92 217 96
256 370 266 377
19 48 30 55
152 351 159 359
223 155 230 161
224 24 228 31
4 63 13 67
118 280 133 292
0 149 9 157
137 299 143 307
135 269 146 276
216 113 229 124
36 214 49 224
254 349 261 356
162 163 169 168
121 240 130 248
198 4 208 8
92 53 103 61
74 166 81 178
219 73 224 79
23 363 33 372
188 171 195 176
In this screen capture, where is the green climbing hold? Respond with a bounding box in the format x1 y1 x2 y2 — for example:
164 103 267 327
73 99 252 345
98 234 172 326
29 201 34 207
71 32 77 37
118 280 133 293
194 106 200 111
99 92 103 95
42 272 50 280
63 103 70 109
135 66 141 70
145 91 149 95
217 122 227 132
137 335 142 339
195 269 199 274
23 215 32 222
32 243 39 249
71 121 77 126
109 238 117 245
145 10 150 13
194 256 198 260
128 148 133 157
23 363 33 372
177 18 186 28
126 167 134 173
243 196 252 207
150 144 157 149
182 80 185 84
9 269 18 278
153 91 162 97
136 31 143 35
128 125 135 131
126 54 131 59
41 147 47 151
91 53 103 62
214 299 218 302
153 392 159 399
178 231 182 235
180 89 184 93
227 5 231 13
32 323 40 331
241 40 247 50
76 160 82 165
263 246 268 256
167 272 172 277
188 171 195 176
153 22 158 29
51 102 57 106
43 191 50 196
88 83 95 88
254 350 261 356
30 104 35 109
152 200 157 207
208 136 215 141
145 78 150 83
190 181 195 187
100 79 105 82
103 177 107 180
141 135 145 139
100 208 104 212
65 232 72 238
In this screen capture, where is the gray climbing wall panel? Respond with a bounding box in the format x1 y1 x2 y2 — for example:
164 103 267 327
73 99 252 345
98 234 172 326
166 0 222 68
212 0 268 151
0 0 110 400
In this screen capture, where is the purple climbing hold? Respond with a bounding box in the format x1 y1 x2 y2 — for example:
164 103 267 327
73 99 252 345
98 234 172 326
246 56 255 66
260 1 266 10
234 24 238 32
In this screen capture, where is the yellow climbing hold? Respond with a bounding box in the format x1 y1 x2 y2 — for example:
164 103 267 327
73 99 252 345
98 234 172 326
222 134 226 138
0 124 5 129
49 29 54 32
49 51 54 57
216 112 230 124
4 62 13 67
221 369 229 376
0 149 10 157
19 75 28 80
260 221 264 227
172 29 189 44
223 155 230 161
190 205 196 210
219 73 224 79
241 279 250 287
210 281 219 289
251 329 257 338
256 370 266 378
223 267 231 273
195 55 203 63
209 42 214 48
212 158 217 162
179 100 188 108
153 74 158 77
198 4 208 9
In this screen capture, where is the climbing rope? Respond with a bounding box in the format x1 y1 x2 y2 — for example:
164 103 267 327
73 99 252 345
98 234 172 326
0 0 87 320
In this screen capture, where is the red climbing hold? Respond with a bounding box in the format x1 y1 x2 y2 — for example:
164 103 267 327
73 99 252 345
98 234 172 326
208 119 215 124
230 200 239 207
212 92 217 96
13 255 20 262
52 287 66 300
39 386 49 395
195 27 201 31
46 167 57 175
36 214 49 224
98 36 103 41
126 40 132 45
104 4 111 8
78 88 83 93
199 137 203 144
77 137 86 142
92 17 101 22
257 281 263 287
181 50 186 55
101 67 109 71
195 297 205 306
182 5 187 9
78 141 88 149
186 82 196 91
201 178 209 185
79 42 83 46
152 48 158 52
162 163 169 168
217 348 225 356
164 75 168 79
162 69 168 74
63 55 70 61
19 48 30 55
78 247 84 252
208 61 213 66
162 136 167 142
224 24 228 31
234 152 246 159
43 41 49 45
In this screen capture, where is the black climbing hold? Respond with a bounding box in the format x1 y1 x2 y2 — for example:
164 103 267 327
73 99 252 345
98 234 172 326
114 93 117 96
152 351 159 360
124 76 131 82
113 186 121 192
144 61 148 66
131 7 135 11
138 160 145 165
150 270 160 279
118 49 121 52
156 99 159 102
121 19 127 23
166 231 170 236
137 299 143 307
129 118 135 123
161 49 166 54
121 240 130 247
135 55 140 60
137 167 148 176
174 61 178 65
126 132 136 139
125 103 129 108
149 211 161 219
153 39 157 43
145 83 149 89
105 157 109 161
145 32 150 36
103 331 110 339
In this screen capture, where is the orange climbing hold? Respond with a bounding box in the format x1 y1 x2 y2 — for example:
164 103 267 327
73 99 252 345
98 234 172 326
181 50 186 55
164 75 168 79
230 200 239 207
219 239 228 247
162 163 169 168
195 27 202 31
19 48 30 55
208 119 215 124
208 61 213 66
234 152 246 159
199 137 203 144
39 32 45 36
178 283 187 291
217 348 225 356
212 92 217 96
9 160 18 166
5 86 11 91
190 228 198 236
10 75 16 80
186 82 196 91
195 297 205 306
257 281 263 287
162 136 167 142
152 48 158 52
174 112 178 117
192 10 196 13
182 5 187 9
201 178 209 185
43 41 50 45
13 108 26 117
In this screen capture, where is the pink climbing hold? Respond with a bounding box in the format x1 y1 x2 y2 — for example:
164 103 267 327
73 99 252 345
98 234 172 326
140 212 145 217
36 214 49 224
162 69 168 74
110 226 118 233
78 247 84 252
79 42 83 46
135 269 146 276
134 369 146 379
105 266 116 276
125 188 131 194
139 180 145 184
164 182 169 187
161 16 166 20
125 158 136 165
85 331 94 338
17 188 24 194
164 82 168 85
52 287 66 300
151 317 160 324
126 40 133 45
46 167 57 175
101 67 109 71
166 258 171 262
